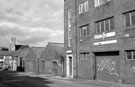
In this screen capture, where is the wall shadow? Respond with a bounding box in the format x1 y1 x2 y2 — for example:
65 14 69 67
0 71 53 87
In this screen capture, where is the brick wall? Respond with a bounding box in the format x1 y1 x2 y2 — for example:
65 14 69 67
65 0 135 83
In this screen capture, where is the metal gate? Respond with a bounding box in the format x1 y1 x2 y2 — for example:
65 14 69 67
95 52 120 82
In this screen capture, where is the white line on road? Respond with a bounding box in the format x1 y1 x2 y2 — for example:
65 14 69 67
3 79 24 83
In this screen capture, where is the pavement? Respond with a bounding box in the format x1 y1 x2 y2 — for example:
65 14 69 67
16 72 135 87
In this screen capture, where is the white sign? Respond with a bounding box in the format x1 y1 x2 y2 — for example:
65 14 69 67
94 40 117 45
94 32 117 45
94 32 116 39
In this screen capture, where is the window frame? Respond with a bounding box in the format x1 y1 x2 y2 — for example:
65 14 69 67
95 17 114 34
126 50 135 60
131 11 135 25
84 1 89 12
124 10 135 27
79 52 90 60
80 24 89 37
78 0 89 14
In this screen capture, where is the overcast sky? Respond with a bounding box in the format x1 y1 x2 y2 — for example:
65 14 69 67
0 0 64 48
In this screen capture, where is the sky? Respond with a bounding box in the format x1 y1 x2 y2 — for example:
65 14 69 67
0 0 64 48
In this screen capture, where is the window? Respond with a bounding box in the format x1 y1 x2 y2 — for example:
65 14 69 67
80 24 89 37
84 1 89 12
126 50 135 60
94 0 110 7
79 1 89 14
79 4 83 14
68 9 72 47
124 10 135 27
95 17 114 33
105 19 109 31
80 52 90 60
101 21 104 32
110 18 114 30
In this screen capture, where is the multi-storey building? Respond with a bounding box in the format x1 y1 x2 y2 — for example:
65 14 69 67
64 0 135 83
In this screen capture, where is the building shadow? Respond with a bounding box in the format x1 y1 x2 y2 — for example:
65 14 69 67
0 71 52 87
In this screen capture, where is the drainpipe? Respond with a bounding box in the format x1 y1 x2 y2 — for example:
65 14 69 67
37 57 39 74
75 0 78 78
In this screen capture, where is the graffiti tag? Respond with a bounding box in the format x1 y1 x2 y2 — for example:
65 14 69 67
130 66 135 74
97 58 118 76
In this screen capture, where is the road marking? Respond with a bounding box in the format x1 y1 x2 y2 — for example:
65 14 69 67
3 79 24 83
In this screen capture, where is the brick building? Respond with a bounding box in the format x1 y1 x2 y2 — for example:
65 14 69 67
25 47 44 74
17 48 30 71
64 0 135 83
40 42 65 76
0 51 19 71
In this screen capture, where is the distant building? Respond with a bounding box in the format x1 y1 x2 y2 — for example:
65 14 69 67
17 48 30 71
40 42 65 76
0 51 19 71
9 37 29 51
25 47 45 74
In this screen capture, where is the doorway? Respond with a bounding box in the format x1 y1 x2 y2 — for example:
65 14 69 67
67 55 73 78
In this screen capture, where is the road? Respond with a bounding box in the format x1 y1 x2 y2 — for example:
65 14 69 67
0 71 91 87
0 71 51 87
0 71 134 87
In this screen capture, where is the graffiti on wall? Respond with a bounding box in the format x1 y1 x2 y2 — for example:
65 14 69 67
126 64 135 77
130 66 135 74
97 58 119 76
